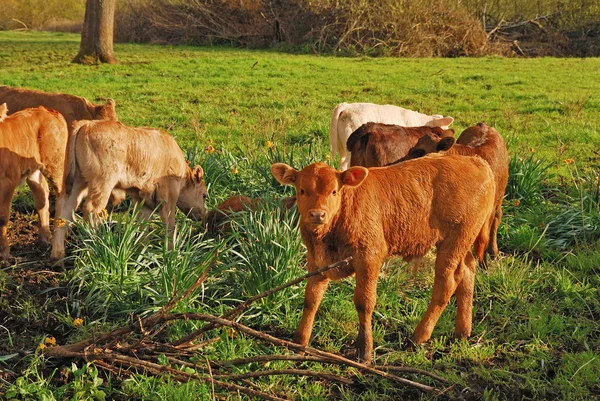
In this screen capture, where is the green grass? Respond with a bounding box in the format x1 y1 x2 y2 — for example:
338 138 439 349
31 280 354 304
1 31 599 400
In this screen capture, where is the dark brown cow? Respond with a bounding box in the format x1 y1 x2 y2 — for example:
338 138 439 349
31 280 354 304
0 107 69 259
0 86 117 132
346 122 455 167
399 122 508 260
272 155 495 363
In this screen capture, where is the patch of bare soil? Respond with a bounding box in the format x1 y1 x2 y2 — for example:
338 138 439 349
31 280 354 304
0 212 71 382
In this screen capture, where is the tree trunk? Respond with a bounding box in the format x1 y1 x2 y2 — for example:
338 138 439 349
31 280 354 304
73 0 117 64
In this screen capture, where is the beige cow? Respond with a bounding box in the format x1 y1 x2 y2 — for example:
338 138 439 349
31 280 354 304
51 120 208 260
0 107 69 259
0 86 117 131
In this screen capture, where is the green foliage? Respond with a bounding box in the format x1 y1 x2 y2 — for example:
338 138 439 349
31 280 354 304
506 152 552 205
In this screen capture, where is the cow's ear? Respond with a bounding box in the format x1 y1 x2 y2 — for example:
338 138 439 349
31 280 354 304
271 163 297 185
191 166 204 183
442 128 455 137
341 167 368 187
433 116 454 128
437 137 455 151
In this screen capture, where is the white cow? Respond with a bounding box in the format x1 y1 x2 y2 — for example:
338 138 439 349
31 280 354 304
329 102 454 170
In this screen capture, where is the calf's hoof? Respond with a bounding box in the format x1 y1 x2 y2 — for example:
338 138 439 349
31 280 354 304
36 237 51 249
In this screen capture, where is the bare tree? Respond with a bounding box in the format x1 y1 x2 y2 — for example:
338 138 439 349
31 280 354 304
73 0 117 64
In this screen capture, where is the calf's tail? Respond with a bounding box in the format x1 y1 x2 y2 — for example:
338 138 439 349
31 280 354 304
64 120 86 195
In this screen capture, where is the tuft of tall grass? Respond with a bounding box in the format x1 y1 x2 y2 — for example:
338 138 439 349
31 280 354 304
506 152 552 205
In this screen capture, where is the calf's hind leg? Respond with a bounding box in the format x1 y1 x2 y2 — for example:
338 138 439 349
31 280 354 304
26 170 51 247
454 251 477 339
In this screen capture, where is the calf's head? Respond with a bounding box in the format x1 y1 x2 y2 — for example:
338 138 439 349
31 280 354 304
177 166 208 221
271 162 367 228
401 130 456 161
93 99 118 121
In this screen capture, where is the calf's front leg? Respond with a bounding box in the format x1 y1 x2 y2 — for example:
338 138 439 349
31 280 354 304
26 171 51 247
353 259 381 364
294 275 330 347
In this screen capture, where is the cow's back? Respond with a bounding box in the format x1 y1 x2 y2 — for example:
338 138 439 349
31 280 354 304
0 86 94 127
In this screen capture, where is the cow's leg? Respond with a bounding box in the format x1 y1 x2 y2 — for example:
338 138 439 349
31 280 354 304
487 204 502 259
353 259 381 364
26 170 51 248
412 244 464 344
82 182 114 226
294 275 330 347
454 251 476 339
50 179 88 261
0 183 17 260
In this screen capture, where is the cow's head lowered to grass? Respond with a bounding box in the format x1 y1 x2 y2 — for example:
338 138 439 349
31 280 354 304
271 162 367 227
177 165 208 221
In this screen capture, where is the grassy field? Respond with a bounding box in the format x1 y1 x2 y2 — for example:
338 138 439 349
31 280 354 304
0 31 599 400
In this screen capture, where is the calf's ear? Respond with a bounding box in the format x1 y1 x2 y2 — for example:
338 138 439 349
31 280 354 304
437 137 455 151
442 128 455 137
433 116 454 128
271 163 297 185
340 167 368 187
190 166 204 183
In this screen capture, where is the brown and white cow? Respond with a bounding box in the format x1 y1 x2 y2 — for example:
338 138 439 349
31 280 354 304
347 122 455 168
398 122 509 260
0 86 117 132
329 102 454 170
51 120 208 260
0 107 69 259
0 103 7 121
272 155 495 363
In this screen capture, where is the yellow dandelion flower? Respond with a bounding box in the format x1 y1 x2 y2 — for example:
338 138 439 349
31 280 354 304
38 343 46 351
513 199 521 207
205 145 215 154
73 318 84 327
55 218 67 228
325 154 331 161
529 147 535 153
45 336 57 346
101 209 109 219
232 167 239 175
563 158 574 165
265 141 274 149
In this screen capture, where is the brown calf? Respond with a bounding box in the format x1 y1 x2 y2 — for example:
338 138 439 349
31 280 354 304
272 155 495 363
0 86 117 132
205 195 296 235
0 107 69 259
399 122 508 260
346 122 455 167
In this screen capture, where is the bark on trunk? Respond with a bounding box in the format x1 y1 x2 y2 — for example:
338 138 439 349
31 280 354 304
73 0 118 64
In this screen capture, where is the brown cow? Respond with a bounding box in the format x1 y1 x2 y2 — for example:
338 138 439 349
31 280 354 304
346 122 455 167
0 103 7 121
205 195 296 235
51 120 208 260
399 122 508 260
0 86 117 131
272 156 495 363
0 107 69 259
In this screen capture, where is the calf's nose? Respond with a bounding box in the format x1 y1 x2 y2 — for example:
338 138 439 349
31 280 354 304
308 209 326 223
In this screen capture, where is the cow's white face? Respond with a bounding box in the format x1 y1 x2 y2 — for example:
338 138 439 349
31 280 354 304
177 165 207 221
271 162 367 229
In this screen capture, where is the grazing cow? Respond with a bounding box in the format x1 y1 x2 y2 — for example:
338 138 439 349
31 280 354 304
0 103 7 121
347 122 455 168
329 102 454 170
271 156 495 363
51 120 208 260
205 195 296 235
0 107 69 259
398 122 509 260
0 86 117 132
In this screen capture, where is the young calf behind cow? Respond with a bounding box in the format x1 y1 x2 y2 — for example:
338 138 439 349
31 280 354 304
272 156 495 363
399 122 508 260
51 120 208 260
347 122 455 168
0 107 69 259
329 102 454 170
